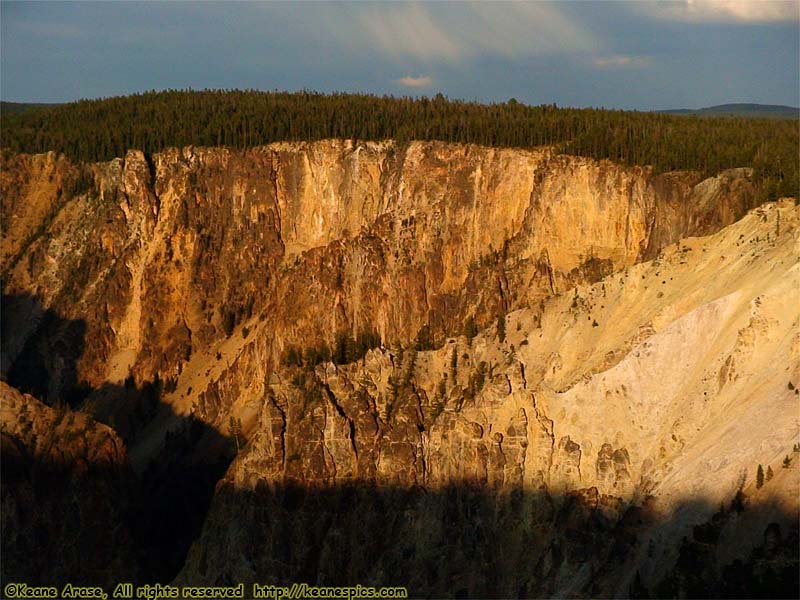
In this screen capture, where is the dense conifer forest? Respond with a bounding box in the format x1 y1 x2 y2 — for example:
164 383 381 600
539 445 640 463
1 89 797 199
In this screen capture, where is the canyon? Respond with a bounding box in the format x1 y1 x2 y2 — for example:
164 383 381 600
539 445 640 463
1 140 797 597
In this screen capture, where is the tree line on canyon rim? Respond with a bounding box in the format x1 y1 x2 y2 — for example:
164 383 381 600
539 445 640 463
1 89 797 200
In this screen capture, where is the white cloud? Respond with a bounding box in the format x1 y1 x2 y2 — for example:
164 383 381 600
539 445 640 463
593 55 650 69
356 4 462 61
321 2 596 64
444 2 596 58
397 75 433 88
639 0 799 23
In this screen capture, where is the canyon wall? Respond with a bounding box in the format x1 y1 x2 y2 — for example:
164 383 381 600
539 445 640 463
1 141 758 403
1 141 796 597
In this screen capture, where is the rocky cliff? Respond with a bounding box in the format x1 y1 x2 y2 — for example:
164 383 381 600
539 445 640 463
1 140 796 597
1 141 758 403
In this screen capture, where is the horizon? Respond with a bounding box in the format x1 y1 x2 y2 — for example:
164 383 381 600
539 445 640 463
1 1 798 111
1 90 799 114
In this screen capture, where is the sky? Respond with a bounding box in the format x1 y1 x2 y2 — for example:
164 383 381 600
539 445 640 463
1 0 798 110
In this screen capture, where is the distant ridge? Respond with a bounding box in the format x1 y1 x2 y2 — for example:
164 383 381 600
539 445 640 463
661 103 799 118
1 101 60 115
4 99 797 119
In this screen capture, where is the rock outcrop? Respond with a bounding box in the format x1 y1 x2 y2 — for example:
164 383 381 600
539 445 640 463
1 140 796 596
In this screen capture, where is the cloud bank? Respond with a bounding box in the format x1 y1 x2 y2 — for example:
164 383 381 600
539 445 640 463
640 0 799 23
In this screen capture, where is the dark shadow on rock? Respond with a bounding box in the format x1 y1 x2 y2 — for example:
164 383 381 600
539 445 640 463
1 424 138 591
1 379 235 589
174 480 799 599
3 451 798 599
1 293 235 587
1 292 89 407
87 379 236 584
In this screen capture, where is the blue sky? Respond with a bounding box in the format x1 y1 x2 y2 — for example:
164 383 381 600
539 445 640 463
1 1 798 110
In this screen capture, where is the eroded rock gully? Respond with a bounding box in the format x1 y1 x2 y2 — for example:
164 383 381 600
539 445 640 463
1 141 797 597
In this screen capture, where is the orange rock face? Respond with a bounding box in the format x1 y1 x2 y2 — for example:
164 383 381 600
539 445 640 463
2 141 795 596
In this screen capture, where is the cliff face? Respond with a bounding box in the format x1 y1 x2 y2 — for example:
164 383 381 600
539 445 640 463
0 141 758 402
1 141 795 596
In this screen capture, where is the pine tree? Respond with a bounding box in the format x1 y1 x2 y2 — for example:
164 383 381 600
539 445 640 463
756 464 764 489
497 313 506 343
783 455 792 469
463 317 478 345
766 465 774 481
229 416 243 453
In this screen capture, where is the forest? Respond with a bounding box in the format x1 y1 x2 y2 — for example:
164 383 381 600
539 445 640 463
1 89 797 199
